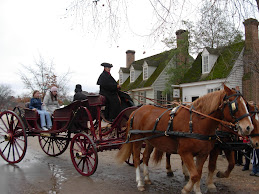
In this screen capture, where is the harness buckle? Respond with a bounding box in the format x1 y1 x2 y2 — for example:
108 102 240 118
165 131 169 136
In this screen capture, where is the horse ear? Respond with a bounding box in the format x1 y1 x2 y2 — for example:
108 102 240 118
223 84 232 95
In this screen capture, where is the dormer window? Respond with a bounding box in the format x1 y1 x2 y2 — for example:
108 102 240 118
130 70 135 82
143 66 148 80
203 56 209 73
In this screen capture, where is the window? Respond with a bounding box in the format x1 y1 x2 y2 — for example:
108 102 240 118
130 70 135 82
208 87 221 93
157 91 170 105
119 73 123 85
143 66 148 80
138 91 146 104
207 88 213 93
203 56 209 73
192 96 199 102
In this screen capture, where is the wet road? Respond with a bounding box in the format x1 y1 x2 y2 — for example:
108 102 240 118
0 137 259 194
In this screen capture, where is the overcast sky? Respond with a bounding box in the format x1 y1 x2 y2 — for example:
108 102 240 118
2 0 254 98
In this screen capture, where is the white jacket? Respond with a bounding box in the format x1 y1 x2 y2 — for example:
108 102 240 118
43 91 60 114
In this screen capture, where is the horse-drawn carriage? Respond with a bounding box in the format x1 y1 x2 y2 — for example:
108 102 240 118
0 93 138 176
1 85 258 193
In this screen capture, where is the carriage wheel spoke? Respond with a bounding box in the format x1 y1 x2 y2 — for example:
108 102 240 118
0 117 9 133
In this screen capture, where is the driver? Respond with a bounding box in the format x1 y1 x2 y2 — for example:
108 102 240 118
97 62 122 121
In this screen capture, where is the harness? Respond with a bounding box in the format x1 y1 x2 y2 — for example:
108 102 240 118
126 92 251 143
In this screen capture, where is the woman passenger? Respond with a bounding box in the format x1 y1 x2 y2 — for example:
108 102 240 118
43 86 60 114
29 90 52 131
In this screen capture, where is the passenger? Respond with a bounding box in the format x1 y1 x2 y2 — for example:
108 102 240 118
97 62 134 122
73 84 88 101
29 90 52 131
43 86 60 115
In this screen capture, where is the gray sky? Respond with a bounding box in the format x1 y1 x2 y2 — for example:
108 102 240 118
0 0 175 96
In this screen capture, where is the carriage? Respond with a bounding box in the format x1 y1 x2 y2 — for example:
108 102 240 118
0 94 139 176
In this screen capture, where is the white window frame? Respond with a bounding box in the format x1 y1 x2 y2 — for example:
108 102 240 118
130 70 135 83
203 56 209 73
207 88 213 93
143 66 148 80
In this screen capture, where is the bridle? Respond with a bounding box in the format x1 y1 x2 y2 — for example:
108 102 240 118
219 92 251 128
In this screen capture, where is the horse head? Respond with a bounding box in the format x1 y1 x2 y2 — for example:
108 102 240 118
247 102 259 148
220 85 254 136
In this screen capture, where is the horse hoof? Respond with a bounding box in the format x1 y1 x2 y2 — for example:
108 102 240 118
167 171 174 177
207 187 217 193
138 186 145 191
216 171 225 178
181 188 189 194
145 180 152 185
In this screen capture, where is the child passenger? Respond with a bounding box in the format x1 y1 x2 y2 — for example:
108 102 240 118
29 90 52 131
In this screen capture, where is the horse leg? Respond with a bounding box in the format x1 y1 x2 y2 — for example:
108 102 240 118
180 154 199 194
216 150 235 178
143 143 154 185
192 155 208 194
166 153 174 177
182 160 189 180
133 140 145 191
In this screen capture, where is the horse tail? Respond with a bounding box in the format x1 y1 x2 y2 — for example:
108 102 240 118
116 142 133 164
152 148 164 164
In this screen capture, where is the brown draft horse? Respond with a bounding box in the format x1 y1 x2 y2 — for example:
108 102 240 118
117 85 254 194
205 102 259 192
154 102 259 193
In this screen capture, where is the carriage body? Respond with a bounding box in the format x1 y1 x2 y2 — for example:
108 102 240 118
0 94 139 175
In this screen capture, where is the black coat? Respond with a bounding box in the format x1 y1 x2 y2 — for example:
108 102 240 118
97 70 121 120
73 92 87 101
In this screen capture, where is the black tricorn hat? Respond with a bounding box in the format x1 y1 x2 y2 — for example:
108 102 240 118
101 62 113 68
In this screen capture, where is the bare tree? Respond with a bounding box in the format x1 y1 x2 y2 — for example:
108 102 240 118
163 2 243 55
0 84 13 111
19 55 72 102
65 0 258 42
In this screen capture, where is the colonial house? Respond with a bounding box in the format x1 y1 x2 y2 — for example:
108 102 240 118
179 18 259 103
119 18 259 105
120 30 193 105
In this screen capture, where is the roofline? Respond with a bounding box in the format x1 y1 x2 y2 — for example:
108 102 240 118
131 87 153 92
179 79 227 88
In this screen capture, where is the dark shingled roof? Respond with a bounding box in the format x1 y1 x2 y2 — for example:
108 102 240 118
181 41 244 84
120 67 130 73
121 49 178 91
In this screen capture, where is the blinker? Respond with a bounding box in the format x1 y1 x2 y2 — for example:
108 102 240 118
231 102 236 111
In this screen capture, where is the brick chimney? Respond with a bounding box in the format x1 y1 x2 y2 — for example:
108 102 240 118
175 29 189 66
126 50 135 68
242 18 259 103
243 18 259 54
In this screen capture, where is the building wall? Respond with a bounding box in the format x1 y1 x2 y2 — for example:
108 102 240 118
153 66 170 100
226 49 244 92
181 80 226 102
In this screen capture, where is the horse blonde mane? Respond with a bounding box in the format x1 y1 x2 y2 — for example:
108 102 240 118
192 90 225 114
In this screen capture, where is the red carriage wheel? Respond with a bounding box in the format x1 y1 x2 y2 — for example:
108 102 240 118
70 133 98 176
38 132 70 156
0 110 27 164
